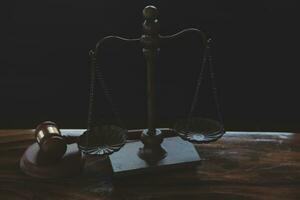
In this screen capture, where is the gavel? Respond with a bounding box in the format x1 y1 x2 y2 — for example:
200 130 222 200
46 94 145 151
35 121 67 161
20 122 83 178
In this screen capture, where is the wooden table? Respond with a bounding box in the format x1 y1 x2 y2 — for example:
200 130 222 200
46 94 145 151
0 130 299 200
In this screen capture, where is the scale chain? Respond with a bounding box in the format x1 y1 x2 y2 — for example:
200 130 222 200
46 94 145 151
187 38 224 130
207 39 224 127
94 53 125 128
87 50 96 131
187 41 209 128
87 49 125 130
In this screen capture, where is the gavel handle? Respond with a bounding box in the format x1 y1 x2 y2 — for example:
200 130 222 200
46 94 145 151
62 128 177 144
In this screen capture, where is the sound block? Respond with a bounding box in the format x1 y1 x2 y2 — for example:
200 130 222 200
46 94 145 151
20 143 84 178
109 136 201 177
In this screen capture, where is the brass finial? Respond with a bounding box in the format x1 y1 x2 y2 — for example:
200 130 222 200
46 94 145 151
143 5 158 20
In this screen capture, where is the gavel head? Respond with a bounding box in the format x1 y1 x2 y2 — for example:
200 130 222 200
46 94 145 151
35 121 67 161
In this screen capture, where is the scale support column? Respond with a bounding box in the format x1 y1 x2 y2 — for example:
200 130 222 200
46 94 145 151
138 5 167 162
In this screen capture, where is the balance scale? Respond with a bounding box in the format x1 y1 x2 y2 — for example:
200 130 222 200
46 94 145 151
20 5 225 178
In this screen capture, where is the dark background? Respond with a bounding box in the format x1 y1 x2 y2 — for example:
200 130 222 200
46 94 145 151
3 0 300 131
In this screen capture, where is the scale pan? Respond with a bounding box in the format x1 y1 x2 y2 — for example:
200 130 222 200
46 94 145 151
174 118 225 144
78 125 127 156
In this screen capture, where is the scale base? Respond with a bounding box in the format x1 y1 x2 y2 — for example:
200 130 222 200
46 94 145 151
109 136 201 177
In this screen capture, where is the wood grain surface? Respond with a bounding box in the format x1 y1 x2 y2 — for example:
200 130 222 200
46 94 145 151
0 130 299 200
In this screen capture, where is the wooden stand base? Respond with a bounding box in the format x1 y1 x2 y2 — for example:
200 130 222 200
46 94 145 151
109 136 201 177
20 143 84 178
